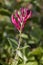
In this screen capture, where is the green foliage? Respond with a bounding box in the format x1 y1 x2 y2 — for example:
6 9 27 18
19 61 38 65
0 0 43 65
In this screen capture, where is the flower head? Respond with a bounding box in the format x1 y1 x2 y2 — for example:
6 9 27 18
11 7 32 31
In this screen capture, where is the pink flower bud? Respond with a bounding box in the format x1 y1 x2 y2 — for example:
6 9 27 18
11 14 20 30
11 8 32 31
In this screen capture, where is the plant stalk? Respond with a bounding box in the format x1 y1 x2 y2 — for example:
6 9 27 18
13 23 22 65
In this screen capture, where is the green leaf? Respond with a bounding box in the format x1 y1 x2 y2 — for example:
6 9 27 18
23 55 27 63
28 47 43 56
40 56 43 64
17 50 27 63
28 40 35 44
17 50 23 59
18 45 29 50
0 8 11 16
7 38 18 45
28 56 35 61
19 61 38 65
21 33 28 39
7 38 18 49
9 38 18 46
26 61 38 65
0 60 8 65
7 38 13 48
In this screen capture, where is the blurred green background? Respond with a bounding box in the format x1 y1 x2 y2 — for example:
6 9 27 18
0 0 43 65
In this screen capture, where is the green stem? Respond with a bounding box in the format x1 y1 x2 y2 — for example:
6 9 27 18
13 23 22 65
18 29 22 49
17 22 22 49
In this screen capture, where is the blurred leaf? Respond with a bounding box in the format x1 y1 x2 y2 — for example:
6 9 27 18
28 56 35 61
28 40 36 44
24 0 31 2
26 61 38 65
21 33 28 39
18 45 29 50
17 50 23 59
19 61 38 65
28 47 43 56
0 8 11 16
23 55 27 63
7 38 18 50
9 38 18 46
40 56 43 64
0 60 8 65
17 50 27 63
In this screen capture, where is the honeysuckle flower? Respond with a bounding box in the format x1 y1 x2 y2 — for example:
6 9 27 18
11 8 32 31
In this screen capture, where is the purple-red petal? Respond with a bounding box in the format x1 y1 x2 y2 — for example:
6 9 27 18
11 8 32 31
11 14 20 30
